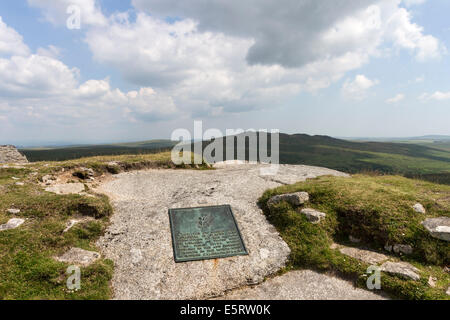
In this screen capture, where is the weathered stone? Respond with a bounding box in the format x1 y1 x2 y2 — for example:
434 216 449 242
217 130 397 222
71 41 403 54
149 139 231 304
339 246 389 265
55 248 100 266
349 235 361 243
268 192 309 207
412 203 426 214
6 209 20 214
380 261 420 281
45 183 85 195
0 218 25 231
0 145 28 164
393 244 413 255
421 217 450 241
428 276 436 288
300 208 326 224
447 286 450 296
384 244 393 252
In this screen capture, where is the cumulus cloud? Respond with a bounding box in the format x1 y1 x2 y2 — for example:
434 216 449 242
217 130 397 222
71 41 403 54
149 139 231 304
0 17 178 129
132 0 443 67
386 93 405 103
0 17 30 57
386 7 444 61
9 0 446 127
342 75 379 100
27 0 107 27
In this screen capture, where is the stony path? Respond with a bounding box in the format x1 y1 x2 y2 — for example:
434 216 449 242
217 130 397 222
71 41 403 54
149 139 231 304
95 163 383 300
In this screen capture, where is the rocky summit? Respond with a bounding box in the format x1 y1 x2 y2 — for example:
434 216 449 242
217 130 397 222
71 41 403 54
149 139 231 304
0 146 28 164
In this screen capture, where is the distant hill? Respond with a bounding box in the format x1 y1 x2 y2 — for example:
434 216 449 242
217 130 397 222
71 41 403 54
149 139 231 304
20 134 450 184
20 140 177 162
196 133 450 184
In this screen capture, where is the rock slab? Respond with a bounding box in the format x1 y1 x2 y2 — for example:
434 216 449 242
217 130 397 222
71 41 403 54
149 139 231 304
380 261 420 281
339 246 389 265
0 218 25 231
55 248 100 266
421 217 450 242
95 163 348 300
45 183 85 195
217 270 388 300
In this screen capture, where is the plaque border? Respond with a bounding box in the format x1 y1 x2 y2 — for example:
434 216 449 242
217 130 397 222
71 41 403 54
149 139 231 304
168 205 249 263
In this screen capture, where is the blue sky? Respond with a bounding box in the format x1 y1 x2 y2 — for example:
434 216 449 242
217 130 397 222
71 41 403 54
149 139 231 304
0 0 449 146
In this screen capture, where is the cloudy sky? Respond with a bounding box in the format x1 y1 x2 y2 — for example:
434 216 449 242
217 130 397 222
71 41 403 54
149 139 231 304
0 0 449 145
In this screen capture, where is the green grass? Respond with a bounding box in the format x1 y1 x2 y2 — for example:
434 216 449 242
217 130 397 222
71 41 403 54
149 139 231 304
0 152 206 300
259 175 450 300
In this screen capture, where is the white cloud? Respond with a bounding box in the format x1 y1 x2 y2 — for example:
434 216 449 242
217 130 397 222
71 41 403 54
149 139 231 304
13 0 446 127
27 0 107 27
0 18 179 129
386 7 444 61
0 17 30 57
342 75 379 100
386 93 405 103
419 91 450 101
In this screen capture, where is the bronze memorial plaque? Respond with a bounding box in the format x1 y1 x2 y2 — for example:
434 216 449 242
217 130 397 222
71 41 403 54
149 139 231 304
168 205 248 263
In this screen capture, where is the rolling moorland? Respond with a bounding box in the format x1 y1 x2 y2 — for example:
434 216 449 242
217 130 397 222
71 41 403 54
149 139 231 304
0 152 448 299
19 134 450 185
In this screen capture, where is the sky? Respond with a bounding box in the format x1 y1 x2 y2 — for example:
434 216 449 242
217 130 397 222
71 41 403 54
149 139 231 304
0 0 449 146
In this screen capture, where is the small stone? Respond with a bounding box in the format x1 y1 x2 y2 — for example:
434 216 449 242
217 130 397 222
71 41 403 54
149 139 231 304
0 218 25 231
12 177 20 180
380 261 420 281
41 175 55 184
339 246 389 265
393 244 413 255
421 217 450 242
300 208 326 224
447 286 450 296
268 192 309 207
6 209 20 214
349 235 361 243
384 244 393 252
55 248 100 266
428 276 436 288
412 203 426 214
15 182 24 186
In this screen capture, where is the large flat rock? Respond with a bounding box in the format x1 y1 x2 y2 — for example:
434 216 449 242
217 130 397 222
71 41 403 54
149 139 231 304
96 164 348 300
422 217 450 242
216 270 388 300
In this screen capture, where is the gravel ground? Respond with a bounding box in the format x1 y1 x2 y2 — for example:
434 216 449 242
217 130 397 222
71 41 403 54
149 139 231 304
94 163 384 300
